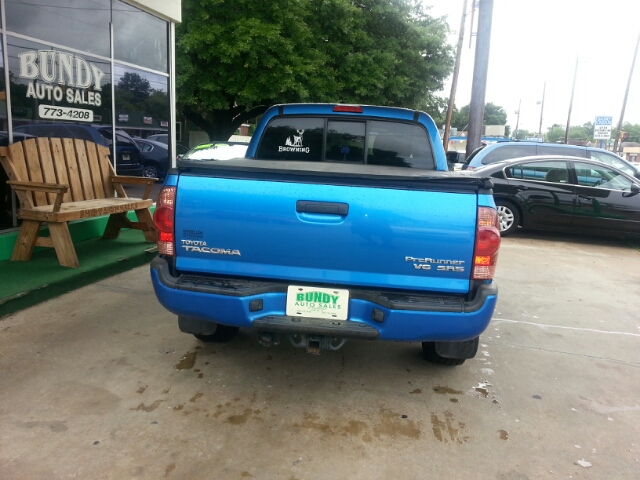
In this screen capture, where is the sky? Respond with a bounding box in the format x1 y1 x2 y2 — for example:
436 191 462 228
425 0 640 134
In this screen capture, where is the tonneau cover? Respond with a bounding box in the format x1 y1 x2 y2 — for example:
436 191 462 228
177 158 493 192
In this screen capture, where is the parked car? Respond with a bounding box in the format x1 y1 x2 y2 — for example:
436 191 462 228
135 138 189 179
469 155 640 237
146 133 168 144
13 123 143 176
463 141 640 179
181 141 249 161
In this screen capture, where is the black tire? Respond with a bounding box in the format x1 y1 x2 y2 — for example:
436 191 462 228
193 324 239 343
422 342 466 366
141 163 160 179
495 199 520 236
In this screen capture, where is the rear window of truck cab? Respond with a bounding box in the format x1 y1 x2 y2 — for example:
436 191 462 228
256 117 435 169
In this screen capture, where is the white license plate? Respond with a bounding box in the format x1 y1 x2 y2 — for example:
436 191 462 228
286 285 349 321
122 154 130 161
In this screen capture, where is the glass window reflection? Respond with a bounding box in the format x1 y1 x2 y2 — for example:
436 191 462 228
6 0 111 58
574 162 634 191
114 64 169 134
7 37 112 127
113 1 168 73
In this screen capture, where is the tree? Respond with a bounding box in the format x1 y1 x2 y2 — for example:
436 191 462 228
614 122 640 143
546 122 595 144
450 102 507 131
176 0 454 140
483 103 507 126
117 72 152 101
419 93 449 129
513 128 533 140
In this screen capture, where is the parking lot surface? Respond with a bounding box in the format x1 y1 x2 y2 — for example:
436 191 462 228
1 232 639 479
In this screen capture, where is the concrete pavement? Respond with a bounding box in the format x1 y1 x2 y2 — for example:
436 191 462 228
0 231 639 479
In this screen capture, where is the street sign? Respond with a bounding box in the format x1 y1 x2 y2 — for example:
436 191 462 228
594 116 612 140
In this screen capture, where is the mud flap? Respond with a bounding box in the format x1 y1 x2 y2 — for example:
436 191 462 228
178 316 218 335
435 336 479 359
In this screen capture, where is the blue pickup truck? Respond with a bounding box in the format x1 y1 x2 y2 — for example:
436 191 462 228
150 104 500 365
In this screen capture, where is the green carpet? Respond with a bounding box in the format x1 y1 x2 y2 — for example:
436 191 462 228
0 229 157 317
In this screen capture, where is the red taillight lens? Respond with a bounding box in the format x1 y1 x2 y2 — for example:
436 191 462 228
472 207 500 280
154 187 176 256
333 105 363 113
154 207 174 233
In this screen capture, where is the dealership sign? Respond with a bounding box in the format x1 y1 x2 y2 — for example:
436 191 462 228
19 50 105 108
594 116 612 140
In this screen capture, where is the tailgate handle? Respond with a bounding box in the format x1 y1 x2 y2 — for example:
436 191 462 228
296 200 349 215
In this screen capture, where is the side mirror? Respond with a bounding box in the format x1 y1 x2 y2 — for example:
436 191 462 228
631 184 640 194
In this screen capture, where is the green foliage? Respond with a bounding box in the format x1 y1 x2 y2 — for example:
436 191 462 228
112 72 169 124
418 93 449 129
483 103 508 126
544 121 640 144
615 122 640 142
449 102 507 131
545 125 565 143
176 0 454 140
449 106 467 131
117 73 152 100
512 128 533 140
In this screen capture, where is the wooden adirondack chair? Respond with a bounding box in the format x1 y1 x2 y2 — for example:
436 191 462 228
0 137 157 268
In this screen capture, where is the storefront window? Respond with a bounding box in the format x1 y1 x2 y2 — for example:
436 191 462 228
0 1 173 233
113 64 169 136
0 34 7 133
5 0 111 59
7 37 112 128
0 34 12 231
113 1 168 73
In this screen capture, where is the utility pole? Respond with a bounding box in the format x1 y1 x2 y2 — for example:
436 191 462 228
443 0 469 153
537 81 546 137
514 98 521 140
466 0 494 158
564 56 579 144
613 32 640 154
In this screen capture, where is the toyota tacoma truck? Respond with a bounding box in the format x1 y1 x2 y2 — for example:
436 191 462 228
150 104 500 365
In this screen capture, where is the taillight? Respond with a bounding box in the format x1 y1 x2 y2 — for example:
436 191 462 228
472 207 500 280
154 186 176 256
333 105 363 113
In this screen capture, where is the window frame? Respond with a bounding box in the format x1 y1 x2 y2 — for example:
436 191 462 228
572 161 636 192
504 160 571 184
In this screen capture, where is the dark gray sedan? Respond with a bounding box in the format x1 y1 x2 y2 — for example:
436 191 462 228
470 155 640 237
135 138 188 180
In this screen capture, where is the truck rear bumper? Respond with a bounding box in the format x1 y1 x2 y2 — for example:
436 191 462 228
150 257 498 342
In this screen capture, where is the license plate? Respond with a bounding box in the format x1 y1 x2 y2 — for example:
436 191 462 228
286 285 349 321
122 154 130 161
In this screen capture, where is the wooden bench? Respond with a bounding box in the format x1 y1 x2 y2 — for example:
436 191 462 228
0 137 158 268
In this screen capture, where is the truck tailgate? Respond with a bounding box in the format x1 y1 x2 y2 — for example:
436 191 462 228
174 173 478 294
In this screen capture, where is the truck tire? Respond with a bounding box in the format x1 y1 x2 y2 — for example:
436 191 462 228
495 199 520 236
194 324 239 342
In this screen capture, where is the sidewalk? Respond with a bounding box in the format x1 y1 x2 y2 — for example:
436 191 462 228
0 229 157 318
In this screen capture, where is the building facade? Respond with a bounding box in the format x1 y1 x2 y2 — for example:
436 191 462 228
0 0 181 230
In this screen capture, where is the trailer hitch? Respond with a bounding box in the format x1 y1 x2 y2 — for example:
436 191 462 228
288 334 347 355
